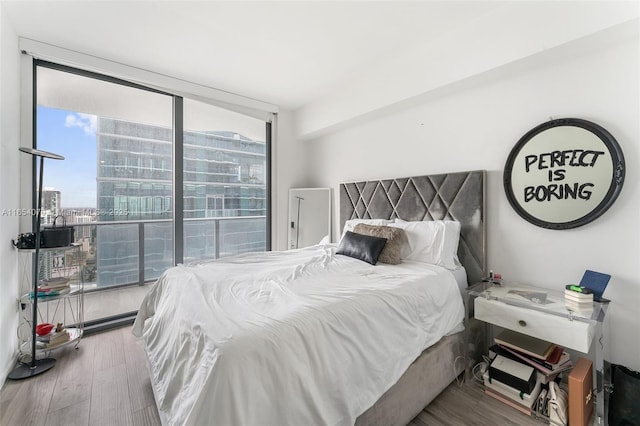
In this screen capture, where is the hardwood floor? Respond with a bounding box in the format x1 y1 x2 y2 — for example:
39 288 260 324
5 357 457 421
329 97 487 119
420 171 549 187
1 326 546 426
407 377 545 426
1 326 159 426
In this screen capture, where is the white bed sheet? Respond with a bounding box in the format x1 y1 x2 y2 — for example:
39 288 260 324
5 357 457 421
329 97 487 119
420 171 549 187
132 244 465 426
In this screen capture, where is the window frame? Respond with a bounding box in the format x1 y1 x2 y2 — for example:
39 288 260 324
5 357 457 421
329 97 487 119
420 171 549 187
30 58 272 270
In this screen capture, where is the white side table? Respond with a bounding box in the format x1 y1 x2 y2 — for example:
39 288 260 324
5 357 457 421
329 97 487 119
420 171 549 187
465 280 610 425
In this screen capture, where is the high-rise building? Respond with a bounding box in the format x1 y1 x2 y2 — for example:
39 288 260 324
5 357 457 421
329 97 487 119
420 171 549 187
64 210 95 240
42 188 61 212
38 188 62 281
41 188 61 224
95 117 267 287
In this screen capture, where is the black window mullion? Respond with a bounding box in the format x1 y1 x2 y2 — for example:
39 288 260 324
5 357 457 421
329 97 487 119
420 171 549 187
266 120 272 251
173 96 184 265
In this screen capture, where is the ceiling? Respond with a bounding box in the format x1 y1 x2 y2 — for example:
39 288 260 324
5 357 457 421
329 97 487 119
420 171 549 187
1 1 502 111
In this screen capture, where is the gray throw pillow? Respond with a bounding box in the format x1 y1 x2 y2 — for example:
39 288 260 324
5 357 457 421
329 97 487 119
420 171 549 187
353 223 407 265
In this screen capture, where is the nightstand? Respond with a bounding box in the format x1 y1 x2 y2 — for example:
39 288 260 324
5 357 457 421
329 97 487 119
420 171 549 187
464 280 610 425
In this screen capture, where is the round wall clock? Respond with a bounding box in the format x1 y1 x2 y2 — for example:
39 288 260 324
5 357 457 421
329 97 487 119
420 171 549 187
504 118 625 229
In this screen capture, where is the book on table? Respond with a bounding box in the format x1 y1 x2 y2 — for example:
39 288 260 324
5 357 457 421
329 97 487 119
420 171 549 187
564 289 594 303
39 277 70 291
564 298 594 308
564 292 594 310
492 344 573 377
545 345 564 365
32 287 71 299
493 329 556 361
47 329 70 347
564 287 594 299
491 329 573 377
564 300 594 314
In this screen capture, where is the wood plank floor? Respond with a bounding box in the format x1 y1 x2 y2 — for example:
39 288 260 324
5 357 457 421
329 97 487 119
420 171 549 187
1 325 546 426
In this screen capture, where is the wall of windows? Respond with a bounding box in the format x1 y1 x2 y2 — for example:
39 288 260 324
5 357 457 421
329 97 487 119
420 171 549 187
94 115 268 284
34 60 271 323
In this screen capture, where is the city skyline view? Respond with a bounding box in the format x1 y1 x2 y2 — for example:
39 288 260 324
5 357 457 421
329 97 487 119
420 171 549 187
35 101 268 287
37 105 99 208
34 58 269 290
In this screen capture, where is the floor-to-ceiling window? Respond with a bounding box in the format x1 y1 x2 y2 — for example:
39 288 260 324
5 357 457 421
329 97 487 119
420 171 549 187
183 98 268 262
33 60 271 327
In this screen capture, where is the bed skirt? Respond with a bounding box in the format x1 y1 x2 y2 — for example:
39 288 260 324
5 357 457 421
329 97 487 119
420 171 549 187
143 330 465 426
355 331 465 426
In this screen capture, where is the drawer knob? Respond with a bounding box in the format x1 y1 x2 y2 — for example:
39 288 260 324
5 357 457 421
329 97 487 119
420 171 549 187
518 320 527 327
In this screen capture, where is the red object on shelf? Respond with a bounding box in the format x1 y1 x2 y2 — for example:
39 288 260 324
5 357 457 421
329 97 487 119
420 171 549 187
35 323 54 336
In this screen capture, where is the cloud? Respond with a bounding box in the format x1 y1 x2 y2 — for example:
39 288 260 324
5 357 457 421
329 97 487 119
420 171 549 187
65 113 97 135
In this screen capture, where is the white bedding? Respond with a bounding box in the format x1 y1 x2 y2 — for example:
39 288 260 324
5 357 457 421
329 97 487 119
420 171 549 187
132 244 465 426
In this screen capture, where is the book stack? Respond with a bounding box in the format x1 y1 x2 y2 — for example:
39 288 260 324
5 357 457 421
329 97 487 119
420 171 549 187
485 329 573 416
564 285 594 313
36 323 71 348
47 329 70 347
36 277 70 298
493 329 573 377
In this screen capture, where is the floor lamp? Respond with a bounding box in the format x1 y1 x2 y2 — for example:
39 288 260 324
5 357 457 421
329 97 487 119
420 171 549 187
8 147 64 380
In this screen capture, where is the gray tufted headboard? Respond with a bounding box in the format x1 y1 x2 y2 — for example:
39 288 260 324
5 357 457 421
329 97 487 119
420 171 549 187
339 170 486 285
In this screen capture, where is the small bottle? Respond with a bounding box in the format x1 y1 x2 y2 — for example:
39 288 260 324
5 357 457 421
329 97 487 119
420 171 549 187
493 273 502 286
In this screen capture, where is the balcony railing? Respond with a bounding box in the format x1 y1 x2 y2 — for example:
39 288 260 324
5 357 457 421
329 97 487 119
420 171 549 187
71 216 266 291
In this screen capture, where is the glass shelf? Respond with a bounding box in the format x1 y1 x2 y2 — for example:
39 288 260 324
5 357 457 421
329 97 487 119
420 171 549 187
20 286 83 304
16 242 82 253
16 243 84 360
467 281 607 324
21 328 83 355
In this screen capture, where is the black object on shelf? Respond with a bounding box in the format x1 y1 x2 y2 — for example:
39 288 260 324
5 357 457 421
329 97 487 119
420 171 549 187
8 147 64 380
41 215 74 248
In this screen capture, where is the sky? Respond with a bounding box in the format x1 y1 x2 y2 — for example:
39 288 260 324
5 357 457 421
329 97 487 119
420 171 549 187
37 106 97 208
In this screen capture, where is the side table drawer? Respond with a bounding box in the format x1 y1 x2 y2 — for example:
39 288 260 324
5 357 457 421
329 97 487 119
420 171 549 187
475 297 595 353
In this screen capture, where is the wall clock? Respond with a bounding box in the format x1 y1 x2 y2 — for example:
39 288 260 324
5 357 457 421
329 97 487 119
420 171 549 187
504 118 625 229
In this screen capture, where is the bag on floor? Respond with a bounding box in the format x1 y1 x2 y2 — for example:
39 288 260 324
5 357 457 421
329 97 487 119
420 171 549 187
609 364 640 426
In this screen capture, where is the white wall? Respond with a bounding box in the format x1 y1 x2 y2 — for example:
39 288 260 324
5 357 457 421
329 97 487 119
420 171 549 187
0 5 21 385
304 26 640 371
295 2 639 141
272 109 312 251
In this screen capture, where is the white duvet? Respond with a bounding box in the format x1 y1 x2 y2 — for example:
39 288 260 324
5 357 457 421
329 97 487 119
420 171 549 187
132 244 465 426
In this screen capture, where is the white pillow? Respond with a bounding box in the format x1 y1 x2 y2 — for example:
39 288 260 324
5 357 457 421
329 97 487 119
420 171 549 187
341 218 391 240
389 219 461 269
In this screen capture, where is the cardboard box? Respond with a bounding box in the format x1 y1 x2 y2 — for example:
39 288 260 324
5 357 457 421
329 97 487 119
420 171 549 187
568 357 593 426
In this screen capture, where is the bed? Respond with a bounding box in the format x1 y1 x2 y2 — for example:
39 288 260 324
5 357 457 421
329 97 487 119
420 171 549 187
132 170 486 426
